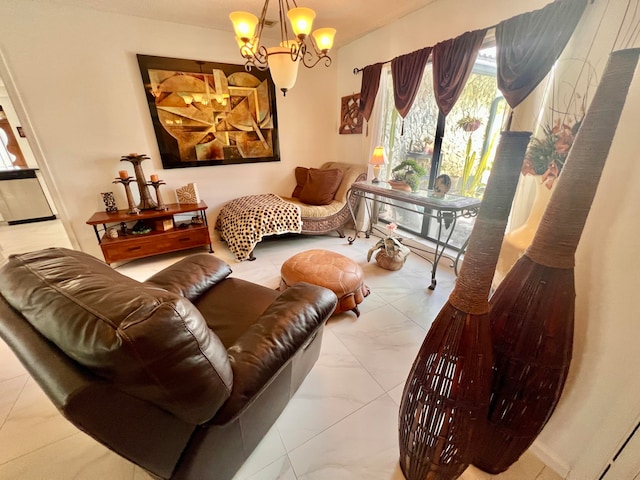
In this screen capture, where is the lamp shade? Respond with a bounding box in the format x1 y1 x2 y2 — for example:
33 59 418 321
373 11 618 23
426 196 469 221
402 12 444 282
229 11 259 42
287 7 316 39
370 146 385 183
312 28 336 53
370 146 385 165
267 47 300 94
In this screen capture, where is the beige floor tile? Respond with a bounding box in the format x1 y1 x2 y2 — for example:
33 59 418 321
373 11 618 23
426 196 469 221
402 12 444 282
0 432 136 480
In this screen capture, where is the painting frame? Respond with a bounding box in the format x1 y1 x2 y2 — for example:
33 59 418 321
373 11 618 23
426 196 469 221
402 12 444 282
137 54 280 169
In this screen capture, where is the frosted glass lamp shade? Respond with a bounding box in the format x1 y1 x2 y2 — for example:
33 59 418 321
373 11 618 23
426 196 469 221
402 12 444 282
287 7 316 39
229 12 259 42
267 47 300 95
312 28 336 52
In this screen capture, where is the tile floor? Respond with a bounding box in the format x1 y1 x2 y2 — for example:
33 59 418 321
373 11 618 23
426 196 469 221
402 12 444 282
0 220 562 480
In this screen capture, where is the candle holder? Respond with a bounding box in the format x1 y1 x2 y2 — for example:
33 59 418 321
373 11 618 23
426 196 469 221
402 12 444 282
113 177 140 215
148 180 169 211
120 153 157 210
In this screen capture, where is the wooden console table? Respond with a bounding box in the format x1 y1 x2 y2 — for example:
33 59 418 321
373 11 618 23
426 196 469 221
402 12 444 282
86 201 213 264
346 181 481 290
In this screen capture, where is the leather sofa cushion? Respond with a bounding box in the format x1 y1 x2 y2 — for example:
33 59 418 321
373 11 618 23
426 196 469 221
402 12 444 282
144 253 232 301
194 277 279 349
0 248 233 425
213 282 338 423
299 168 343 205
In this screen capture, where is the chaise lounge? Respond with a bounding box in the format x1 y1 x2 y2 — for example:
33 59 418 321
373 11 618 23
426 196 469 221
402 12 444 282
216 162 366 261
0 248 337 479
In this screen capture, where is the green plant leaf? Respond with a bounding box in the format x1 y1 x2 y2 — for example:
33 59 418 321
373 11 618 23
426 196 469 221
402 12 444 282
466 129 499 197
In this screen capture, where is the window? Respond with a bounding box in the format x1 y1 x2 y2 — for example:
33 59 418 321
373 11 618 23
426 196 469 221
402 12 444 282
377 44 507 248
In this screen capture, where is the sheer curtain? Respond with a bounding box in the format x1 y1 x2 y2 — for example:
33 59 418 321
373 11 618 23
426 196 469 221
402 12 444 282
356 69 389 232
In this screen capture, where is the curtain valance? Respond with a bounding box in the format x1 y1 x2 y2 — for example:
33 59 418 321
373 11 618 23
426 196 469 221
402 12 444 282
356 0 588 119
432 29 487 116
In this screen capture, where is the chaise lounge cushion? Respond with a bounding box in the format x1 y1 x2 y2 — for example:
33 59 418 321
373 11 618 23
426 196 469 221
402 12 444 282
0 248 233 425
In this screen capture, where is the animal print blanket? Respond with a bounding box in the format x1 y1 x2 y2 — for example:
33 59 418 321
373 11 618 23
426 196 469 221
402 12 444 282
215 194 302 261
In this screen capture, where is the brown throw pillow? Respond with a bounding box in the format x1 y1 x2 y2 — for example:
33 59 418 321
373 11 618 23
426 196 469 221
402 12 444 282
299 168 344 205
292 166 309 198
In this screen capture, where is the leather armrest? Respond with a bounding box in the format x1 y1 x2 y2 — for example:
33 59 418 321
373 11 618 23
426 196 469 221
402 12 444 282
212 283 337 423
143 254 232 301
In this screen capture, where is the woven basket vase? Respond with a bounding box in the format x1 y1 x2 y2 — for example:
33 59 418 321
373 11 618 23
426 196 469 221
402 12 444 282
473 48 640 474
398 131 531 480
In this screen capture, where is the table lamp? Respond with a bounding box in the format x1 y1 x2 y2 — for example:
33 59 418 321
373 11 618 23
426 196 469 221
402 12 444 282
370 146 385 183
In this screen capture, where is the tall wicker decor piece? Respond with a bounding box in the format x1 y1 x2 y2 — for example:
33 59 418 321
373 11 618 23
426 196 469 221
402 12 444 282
474 48 640 474
398 131 531 480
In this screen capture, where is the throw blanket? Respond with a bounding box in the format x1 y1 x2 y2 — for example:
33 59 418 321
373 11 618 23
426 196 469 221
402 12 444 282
215 194 302 261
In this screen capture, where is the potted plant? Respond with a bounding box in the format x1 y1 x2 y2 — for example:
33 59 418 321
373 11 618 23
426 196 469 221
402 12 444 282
367 223 410 270
457 115 482 133
522 117 581 189
389 159 427 192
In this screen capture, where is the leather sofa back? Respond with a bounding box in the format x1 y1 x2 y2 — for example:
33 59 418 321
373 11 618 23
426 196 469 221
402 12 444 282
0 248 233 424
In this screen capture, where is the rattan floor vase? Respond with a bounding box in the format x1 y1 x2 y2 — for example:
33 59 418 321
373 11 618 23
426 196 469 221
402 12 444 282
473 48 640 474
398 131 531 480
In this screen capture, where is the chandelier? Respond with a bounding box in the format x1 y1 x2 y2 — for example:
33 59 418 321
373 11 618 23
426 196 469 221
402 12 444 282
230 0 336 96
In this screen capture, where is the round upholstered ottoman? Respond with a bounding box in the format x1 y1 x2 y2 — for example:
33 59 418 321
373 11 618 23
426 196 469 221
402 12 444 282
280 249 370 317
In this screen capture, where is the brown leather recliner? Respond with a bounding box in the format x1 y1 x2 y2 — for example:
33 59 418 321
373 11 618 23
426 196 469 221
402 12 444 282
0 248 337 479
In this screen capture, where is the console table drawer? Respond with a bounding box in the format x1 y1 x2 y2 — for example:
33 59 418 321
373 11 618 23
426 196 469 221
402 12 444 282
101 227 210 264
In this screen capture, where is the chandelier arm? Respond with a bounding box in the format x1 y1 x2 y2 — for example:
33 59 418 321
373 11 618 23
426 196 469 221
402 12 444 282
289 42 303 62
279 0 290 44
243 46 269 72
256 0 270 41
300 49 332 69
254 45 269 69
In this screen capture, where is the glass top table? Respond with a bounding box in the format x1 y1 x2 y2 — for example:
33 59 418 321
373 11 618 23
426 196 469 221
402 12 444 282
346 181 482 290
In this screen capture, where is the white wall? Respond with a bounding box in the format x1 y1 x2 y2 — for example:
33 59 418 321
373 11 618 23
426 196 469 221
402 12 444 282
336 1 640 479
0 0 338 257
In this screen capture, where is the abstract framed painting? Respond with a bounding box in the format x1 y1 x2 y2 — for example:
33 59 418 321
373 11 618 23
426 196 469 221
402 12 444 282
137 54 280 169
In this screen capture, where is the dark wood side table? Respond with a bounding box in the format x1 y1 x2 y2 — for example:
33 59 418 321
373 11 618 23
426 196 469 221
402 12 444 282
86 201 213 264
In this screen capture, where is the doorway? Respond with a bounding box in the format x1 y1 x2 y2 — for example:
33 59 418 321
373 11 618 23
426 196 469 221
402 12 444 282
0 53 75 260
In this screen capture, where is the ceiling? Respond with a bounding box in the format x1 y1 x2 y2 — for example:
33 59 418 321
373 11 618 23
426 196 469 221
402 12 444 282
48 0 439 47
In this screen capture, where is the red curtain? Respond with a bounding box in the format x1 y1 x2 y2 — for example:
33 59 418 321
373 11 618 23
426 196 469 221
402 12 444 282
358 62 384 122
496 0 588 108
391 46 433 118
432 29 487 116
